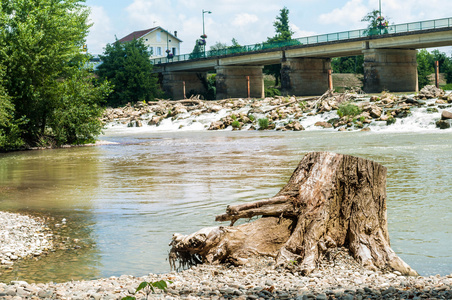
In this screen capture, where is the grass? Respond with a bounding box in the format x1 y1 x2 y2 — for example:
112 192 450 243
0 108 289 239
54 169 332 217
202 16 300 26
337 103 361 118
258 118 269 130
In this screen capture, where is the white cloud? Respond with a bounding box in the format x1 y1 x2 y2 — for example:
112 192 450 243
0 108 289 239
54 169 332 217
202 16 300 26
232 13 259 27
86 6 113 54
290 24 318 38
318 0 368 27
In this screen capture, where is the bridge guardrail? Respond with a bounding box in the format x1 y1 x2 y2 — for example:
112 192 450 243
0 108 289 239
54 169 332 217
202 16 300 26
151 17 452 65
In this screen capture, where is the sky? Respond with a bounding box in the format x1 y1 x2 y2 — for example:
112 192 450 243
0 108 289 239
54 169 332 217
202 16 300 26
85 0 452 56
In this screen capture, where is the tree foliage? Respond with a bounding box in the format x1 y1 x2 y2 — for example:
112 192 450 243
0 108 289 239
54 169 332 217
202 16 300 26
0 0 110 150
332 56 364 74
210 41 228 51
0 67 25 151
417 49 435 89
267 7 294 43
361 10 389 35
189 40 204 59
96 39 161 107
264 7 294 87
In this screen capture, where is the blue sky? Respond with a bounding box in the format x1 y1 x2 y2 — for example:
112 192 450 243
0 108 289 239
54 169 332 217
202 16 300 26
85 0 452 55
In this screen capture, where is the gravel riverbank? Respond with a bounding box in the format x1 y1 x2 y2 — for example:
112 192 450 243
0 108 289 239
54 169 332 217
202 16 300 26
0 250 451 299
1 212 451 300
0 212 54 268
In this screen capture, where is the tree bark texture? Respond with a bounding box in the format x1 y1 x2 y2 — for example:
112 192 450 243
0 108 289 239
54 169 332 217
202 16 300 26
169 152 418 276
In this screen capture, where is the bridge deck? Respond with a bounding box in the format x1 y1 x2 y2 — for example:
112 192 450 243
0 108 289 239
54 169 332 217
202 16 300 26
152 17 452 71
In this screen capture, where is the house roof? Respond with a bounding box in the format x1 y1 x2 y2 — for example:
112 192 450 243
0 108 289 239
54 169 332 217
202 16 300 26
117 26 183 43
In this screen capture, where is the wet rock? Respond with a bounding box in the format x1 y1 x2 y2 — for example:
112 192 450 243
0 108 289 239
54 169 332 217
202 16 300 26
369 106 382 118
441 110 452 120
436 120 451 129
208 121 225 130
314 121 332 129
148 116 162 126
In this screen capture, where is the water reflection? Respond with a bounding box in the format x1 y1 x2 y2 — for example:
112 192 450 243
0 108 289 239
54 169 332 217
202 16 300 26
0 130 451 283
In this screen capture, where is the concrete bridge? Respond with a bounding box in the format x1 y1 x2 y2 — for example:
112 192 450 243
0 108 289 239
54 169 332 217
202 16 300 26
152 17 452 100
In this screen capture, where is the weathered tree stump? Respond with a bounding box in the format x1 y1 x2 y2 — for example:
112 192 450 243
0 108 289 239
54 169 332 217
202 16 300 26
169 152 418 276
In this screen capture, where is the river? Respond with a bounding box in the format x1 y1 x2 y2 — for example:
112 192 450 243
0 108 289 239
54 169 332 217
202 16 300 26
0 126 451 283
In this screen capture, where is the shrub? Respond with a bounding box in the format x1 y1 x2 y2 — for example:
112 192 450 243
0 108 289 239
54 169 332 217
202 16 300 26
441 83 452 91
265 87 281 97
231 120 241 128
337 103 361 118
386 117 396 125
258 118 269 129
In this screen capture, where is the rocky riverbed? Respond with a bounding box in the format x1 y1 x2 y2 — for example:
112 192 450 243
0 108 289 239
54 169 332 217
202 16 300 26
1 211 451 299
102 85 452 132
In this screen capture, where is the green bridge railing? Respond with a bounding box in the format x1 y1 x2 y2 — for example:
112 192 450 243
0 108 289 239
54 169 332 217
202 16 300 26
151 17 452 65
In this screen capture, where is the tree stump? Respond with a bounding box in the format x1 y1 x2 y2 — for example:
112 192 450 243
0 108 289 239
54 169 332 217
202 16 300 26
169 152 418 276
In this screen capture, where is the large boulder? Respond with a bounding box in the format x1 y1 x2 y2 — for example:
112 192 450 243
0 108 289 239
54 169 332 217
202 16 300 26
441 110 452 120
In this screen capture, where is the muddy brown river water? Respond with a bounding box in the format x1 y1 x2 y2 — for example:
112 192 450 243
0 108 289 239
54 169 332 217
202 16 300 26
0 130 451 283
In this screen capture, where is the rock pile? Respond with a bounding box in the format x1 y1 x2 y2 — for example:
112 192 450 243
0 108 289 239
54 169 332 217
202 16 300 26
102 90 452 132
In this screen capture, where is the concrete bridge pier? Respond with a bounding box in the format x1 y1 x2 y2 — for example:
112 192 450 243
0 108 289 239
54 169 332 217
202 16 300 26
281 58 331 96
215 66 265 100
161 71 207 100
363 49 418 93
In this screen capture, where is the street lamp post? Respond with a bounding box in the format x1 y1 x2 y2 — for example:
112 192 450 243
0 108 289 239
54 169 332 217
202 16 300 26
202 9 211 57
161 28 171 61
379 0 382 35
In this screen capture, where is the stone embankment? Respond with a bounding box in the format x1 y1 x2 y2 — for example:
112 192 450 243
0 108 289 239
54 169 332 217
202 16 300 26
1 211 451 299
102 85 452 131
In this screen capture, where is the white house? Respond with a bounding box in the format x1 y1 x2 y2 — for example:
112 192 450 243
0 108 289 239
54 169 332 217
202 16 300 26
117 26 182 58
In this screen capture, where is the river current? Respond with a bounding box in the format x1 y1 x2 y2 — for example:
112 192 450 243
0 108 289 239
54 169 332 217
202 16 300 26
0 113 451 283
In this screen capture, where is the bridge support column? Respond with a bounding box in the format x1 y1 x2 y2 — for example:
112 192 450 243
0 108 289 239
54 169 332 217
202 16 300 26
281 58 331 96
215 66 264 100
363 49 418 93
162 71 207 100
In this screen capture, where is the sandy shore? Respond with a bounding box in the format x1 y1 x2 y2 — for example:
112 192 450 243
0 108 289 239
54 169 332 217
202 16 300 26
0 211 451 299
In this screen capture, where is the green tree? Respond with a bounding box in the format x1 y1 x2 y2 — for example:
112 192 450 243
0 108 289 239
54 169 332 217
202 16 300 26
445 54 452 84
332 56 364 74
0 0 110 149
96 39 160 107
361 10 389 36
0 66 25 151
189 40 204 59
264 7 294 86
210 41 228 51
268 7 294 43
428 50 452 84
417 49 434 89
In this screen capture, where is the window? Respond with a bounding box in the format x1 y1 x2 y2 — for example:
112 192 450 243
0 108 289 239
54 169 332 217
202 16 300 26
169 39 172 43
156 47 162 56
172 47 177 55
156 31 161 42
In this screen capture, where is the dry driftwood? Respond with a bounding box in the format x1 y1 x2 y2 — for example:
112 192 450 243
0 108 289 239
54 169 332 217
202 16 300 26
169 152 418 276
